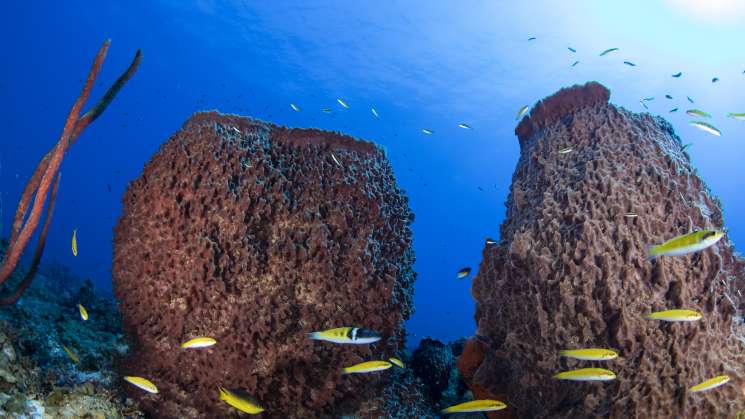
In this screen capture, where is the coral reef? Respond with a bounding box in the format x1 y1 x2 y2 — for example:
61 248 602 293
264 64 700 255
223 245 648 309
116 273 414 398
348 338 476 418
112 112 416 418
409 337 468 409
0 240 143 418
461 81 745 417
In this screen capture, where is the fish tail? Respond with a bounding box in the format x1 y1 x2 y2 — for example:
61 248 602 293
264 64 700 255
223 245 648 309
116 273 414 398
558 350 568 356
307 332 320 340
218 387 227 400
341 368 350 375
440 407 453 414
645 244 658 261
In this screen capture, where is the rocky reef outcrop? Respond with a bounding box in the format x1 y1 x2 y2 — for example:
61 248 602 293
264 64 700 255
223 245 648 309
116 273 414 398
112 112 416 418
461 82 745 418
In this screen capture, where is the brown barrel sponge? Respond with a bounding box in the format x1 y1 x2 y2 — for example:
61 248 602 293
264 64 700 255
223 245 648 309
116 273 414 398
113 112 416 418
462 82 745 418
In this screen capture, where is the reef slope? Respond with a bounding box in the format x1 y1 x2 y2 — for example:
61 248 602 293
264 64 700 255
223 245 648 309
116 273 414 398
112 112 416 418
462 82 745 418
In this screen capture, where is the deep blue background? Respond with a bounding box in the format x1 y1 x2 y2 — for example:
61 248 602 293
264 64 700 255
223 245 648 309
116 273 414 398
1 1 744 346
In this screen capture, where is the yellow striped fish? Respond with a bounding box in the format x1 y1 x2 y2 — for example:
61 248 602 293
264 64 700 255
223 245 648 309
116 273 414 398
180 337 217 349
689 121 721 136
71 229 78 257
389 357 404 368
441 399 507 414
553 368 616 381
218 387 264 414
62 344 80 364
559 348 618 361
644 309 702 322
689 375 730 393
727 112 745 121
648 230 723 259
123 376 158 394
78 304 89 321
308 327 381 344
342 360 392 374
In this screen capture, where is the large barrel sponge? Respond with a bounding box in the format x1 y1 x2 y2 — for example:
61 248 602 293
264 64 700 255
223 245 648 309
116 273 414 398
112 112 416 418
461 82 745 418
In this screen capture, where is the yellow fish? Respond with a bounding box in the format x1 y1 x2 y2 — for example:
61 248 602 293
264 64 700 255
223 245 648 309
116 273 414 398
689 121 721 137
123 376 158 394
180 336 217 349
516 105 529 120
648 230 723 259
553 368 616 381
441 399 507 414
689 375 730 393
342 360 392 374
559 348 618 361
78 304 89 321
644 309 702 322
389 357 404 368
456 267 471 279
71 229 78 257
308 327 381 344
218 387 264 414
62 344 80 364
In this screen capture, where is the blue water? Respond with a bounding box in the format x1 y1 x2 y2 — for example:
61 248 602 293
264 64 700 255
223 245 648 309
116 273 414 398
1 1 744 346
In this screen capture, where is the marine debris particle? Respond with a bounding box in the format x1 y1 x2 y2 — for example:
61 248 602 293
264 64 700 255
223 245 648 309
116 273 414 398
112 111 415 417
460 81 745 418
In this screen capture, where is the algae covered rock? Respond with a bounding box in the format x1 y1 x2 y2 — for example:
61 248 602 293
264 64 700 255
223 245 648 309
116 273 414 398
113 112 416 418
461 82 745 418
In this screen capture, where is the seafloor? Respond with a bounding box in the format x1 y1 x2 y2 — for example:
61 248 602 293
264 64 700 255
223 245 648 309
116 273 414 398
0 239 479 418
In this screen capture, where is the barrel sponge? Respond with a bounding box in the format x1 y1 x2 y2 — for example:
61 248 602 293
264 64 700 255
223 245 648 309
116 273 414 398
112 112 416 418
462 82 745 418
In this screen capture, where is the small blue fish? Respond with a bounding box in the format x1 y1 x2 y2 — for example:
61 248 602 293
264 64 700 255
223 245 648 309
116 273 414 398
623 61 636 67
712 77 719 83
571 60 579 67
665 95 673 99
672 72 682 78
568 47 576 53
670 108 678 113
528 36 536 41
599 47 619 56
687 96 694 103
